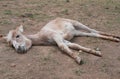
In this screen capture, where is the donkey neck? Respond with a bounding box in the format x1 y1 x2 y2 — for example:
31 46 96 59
26 33 44 45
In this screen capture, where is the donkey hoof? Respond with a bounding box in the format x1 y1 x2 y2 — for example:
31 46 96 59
96 51 102 57
76 57 82 65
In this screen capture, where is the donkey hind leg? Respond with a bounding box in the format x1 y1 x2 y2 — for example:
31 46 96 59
53 35 82 64
72 21 120 40
66 19 120 40
99 32 120 39
74 31 120 42
65 41 102 57
71 20 120 41
66 19 99 33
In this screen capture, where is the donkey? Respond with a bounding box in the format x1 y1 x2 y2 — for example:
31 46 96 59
0 18 120 64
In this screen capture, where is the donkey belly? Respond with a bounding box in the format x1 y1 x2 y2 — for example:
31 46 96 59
41 20 75 44
62 32 74 41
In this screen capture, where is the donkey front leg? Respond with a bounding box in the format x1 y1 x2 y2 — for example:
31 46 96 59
53 36 82 64
65 41 102 57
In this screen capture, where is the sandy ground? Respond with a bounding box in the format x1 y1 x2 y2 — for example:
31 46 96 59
0 0 120 79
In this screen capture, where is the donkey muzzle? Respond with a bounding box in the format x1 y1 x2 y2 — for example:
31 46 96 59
17 46 27 54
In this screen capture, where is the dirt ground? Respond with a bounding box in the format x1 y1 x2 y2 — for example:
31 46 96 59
0 0 120 79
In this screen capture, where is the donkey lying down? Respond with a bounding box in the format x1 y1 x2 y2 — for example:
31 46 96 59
0 18 120 64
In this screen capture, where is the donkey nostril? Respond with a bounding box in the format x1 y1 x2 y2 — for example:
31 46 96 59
17 46 21 48
17 46 21 51
17 46 27 54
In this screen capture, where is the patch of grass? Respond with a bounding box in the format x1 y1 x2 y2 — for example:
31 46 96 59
43 57 50 61
0 68 13 76
61 9 69 15
0 19 12 25
20 12 52 22
4 10 12 15
117 56 120 61
118 71 120 74
85 37 100 45
100 63 109 73
102 0 120 13
20 13 34 18
66 0 70 3
74 69 85 76
42 54 60 65
87 12 93 17
102 63 107 67
0 69 7 74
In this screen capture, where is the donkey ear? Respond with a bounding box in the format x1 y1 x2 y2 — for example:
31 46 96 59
5 31 13 42
18 25 24 32
1 31 12 42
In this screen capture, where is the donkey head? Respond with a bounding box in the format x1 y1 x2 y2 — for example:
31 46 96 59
4 25 32 53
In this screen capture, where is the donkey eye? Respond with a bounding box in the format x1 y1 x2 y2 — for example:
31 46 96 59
16 35 20 38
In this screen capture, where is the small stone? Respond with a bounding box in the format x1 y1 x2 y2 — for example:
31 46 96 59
95 47 101 51
79 50 83 53
11 63 16 67
28 63 31 66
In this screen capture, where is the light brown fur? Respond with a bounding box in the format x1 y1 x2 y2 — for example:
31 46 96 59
1 18 120 64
